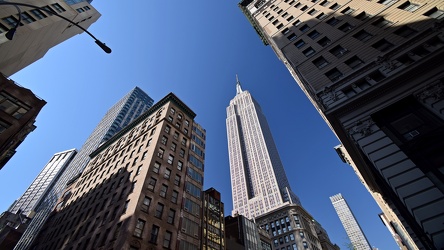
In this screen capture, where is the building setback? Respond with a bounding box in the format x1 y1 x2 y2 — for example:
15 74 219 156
15 87 153 250
0 0 101 77
330 193 372 250
0 74 46 170
238 0 444 248
31 92 206 250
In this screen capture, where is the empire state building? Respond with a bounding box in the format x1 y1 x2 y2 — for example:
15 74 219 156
226 77 300 219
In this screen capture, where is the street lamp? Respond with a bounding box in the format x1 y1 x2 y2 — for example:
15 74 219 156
0 1 111 53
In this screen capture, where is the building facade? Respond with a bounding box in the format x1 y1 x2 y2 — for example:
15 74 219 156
14 87 153 250
239 0 444 248
202 188 225 250
30 92 206 250
255 204 337 250
9 149 77 217
0 74 46 170
0 0 101 77
330 193 372 250
226 78 300 219
225 214 272 250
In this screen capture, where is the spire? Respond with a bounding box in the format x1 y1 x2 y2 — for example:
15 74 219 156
236 74 243 94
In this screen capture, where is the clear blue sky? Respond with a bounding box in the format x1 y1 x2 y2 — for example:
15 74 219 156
0 1 399 249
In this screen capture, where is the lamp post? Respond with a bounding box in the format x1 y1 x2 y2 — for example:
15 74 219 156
0 1 111 53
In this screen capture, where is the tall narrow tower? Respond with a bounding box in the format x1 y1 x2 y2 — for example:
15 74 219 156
15 87 154 250
226 76 300 219
330 193 372 250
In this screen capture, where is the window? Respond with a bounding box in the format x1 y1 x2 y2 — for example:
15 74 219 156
287 33 297 41
185 182 201 198
326 17 340 26
272 19 279 26
167 209 176 224
2 16 22 28
301 5 308 11
152 162 160 173
302 47 316 57
30 9 47 19
353 30 373 42
173 132 179 140
398 1 420 12
160 184 168 197
164 168 172 179
295 3 302 8
312 56 329 69
167 155 174 165
316 12 327 19
150 225 159 243
157 148 164 158
372 39 394 52
41 6 54 16
171 190 179 203
170 107 175 114
345 56 364 69
141 196 151 212
170 142 177 151
293 19 301 26
181 138 187 146
164 125 171 134
378 0 397 4
372 17 393 28
268 15 275 21
163 231 172 248
308 9 318 15
423 7 444 19
294 39 306 49
308 30 320 39
136 165 142 175
317 36 331 47
341 7 355 15
76 7 85 13
177 160 183 171
338 22 354 32
282 28 290 35
329 3 341 10
133 219 145 238
174 174 181 186
299 24 310 32
394 26 417 38
325 68 343 81
51 3 66 12
155 203 164 218
356 11 371 20
330 45 348 57
147 177 156 191
320 0 330 6
287 15 294 21
168 115 173 122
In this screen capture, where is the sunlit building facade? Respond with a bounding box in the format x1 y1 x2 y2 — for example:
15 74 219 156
30 93 206 250
330 193 372 250
239 0 444 248
226 79 300 219
15 87 153 250
0 0 101 77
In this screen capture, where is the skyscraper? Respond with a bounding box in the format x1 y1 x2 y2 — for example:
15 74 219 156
0 0 101 77
14 87 153 250
330 193 372 250
9 149 77 216
226 78 338 250
239 0 444 248
30 92 206 250
226 77 300 219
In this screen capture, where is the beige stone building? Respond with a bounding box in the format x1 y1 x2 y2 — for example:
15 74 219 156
239 0 444 249
31 93 206 249
0 0 101 76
